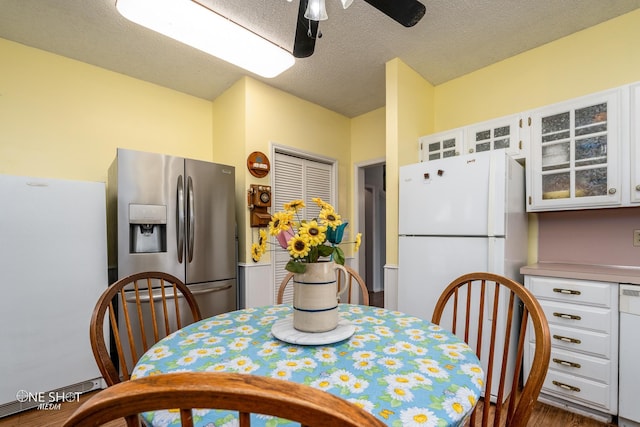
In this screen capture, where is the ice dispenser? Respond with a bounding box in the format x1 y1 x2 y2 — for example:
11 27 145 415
129 204 167 253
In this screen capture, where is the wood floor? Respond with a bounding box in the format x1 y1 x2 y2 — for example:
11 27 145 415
369 290 384 308
0 389 618 427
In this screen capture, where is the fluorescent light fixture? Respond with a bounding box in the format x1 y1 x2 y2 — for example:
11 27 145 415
116 0 295 78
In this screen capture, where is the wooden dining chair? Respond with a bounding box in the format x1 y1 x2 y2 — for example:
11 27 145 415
62 372 386 427
277 265 370 306
431 272 551 427
90 271 202 387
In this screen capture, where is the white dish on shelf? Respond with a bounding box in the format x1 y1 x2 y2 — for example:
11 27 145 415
271 317 355 345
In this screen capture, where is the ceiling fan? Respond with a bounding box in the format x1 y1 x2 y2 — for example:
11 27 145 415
293 0 426 58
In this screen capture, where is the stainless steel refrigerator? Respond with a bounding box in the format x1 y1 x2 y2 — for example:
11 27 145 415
107 148 238 322
397 149 528 401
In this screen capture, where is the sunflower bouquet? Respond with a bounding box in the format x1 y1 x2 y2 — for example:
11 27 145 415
251 198 362 273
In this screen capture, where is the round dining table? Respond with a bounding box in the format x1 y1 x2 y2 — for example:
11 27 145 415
132 304 484 427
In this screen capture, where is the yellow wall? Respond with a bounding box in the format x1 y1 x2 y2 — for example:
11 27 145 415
351 107 386 163
385 59 434 265
3 8 639 274
389 9 640 267
212 79 248 261
433 9 640 132
0 38 214 182
214 77 353 263
0 39 359 266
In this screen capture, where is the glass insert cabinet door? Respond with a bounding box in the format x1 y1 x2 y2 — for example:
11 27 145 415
529 90 621 211
419 129 463 162
465 114 526 159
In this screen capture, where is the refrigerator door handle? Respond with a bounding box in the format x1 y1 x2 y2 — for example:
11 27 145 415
124 283 233 303
177 175 185 263
190 283 233 295
487 152 496 236
487 237 495 321
187 176 195 263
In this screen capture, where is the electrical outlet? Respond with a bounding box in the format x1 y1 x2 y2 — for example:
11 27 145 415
634 230 640 247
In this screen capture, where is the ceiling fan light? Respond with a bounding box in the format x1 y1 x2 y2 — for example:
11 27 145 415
304 0 328 21
116 0 295 78
340 0 354 9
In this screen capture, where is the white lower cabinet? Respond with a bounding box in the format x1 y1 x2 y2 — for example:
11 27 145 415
523 275 618 420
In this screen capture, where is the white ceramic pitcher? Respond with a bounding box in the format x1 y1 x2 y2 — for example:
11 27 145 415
292 262 349 332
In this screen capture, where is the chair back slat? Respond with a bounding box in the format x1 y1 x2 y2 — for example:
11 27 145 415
120 288 140 363
172 282 183 330
107 302 129 380
431 272 551 427
90 272 202 386
180 408 194 427
144 279 160 346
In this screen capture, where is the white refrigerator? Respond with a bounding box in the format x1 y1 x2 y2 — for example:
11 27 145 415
0 175 107 416
397 149 528 399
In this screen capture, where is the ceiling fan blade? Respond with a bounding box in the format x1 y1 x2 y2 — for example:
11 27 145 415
363 0 426 27
293 0 320 58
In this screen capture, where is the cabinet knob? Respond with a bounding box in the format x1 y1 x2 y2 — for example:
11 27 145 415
636 185 640 191
608 188 617 194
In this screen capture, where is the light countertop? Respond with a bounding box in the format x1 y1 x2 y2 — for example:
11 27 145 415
521 263 640 285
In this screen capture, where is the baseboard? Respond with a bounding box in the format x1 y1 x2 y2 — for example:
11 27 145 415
537 394 613 424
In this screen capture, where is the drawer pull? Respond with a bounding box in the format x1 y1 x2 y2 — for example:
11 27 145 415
552 381 581 392
552 358 581 368
553 312 581 320
553 334 581 344
553 288 581 295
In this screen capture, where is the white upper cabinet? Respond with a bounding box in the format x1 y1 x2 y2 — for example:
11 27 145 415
418 114 527 162
465 114 528 159
417 82 640 212
527 89 622 211
418 129 463 162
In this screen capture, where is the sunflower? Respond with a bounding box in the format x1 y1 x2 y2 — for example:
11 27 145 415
312 197 332 210
319 207 342 230
283 199 305 212
298 220 327 246
288 234 311 259
250 242 263 262
268 211 294 235
258 228 268 252
354 233 362 251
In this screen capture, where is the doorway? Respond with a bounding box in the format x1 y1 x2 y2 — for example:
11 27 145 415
356 160 386 307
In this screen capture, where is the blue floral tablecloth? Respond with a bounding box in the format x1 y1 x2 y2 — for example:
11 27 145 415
132 304 484 427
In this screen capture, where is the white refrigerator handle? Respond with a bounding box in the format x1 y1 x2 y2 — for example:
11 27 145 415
487 237 495 321
487 152 496 236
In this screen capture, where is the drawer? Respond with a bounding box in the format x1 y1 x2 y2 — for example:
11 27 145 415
538 300 612 334
527 276 613 308
547 324 611 359
542 369 615 413
530 344 612 384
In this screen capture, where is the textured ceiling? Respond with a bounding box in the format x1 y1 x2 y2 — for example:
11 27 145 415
1 0 639 117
